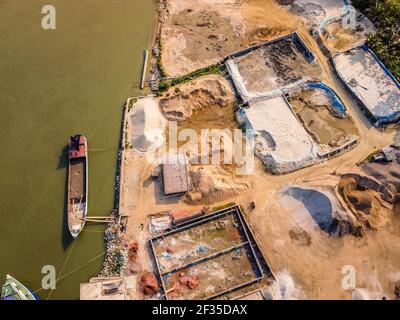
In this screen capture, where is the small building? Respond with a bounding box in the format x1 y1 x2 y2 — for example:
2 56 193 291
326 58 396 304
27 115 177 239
374 146 397 162
162 153 190 196
80 278 126 300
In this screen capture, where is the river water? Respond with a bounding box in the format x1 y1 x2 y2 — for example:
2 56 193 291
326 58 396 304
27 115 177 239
0 0 155 299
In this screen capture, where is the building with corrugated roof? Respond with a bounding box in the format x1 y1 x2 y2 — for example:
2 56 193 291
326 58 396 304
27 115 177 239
162 153 190 196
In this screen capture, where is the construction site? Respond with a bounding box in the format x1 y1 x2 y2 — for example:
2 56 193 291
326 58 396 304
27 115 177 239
81 0 400 301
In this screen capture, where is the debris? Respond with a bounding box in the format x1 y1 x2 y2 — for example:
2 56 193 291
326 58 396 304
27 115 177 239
179 275 200 290
149 215 172 234
373 146 397 162
166 246 175 254
171 208 204 225
141 272 159 296
127 240 139 262
196 245 208 254
161 252 173 260
249 201 256 210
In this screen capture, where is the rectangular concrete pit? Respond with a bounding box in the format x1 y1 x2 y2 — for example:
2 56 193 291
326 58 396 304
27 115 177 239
332 46 400 126
226 33 317 102
287 81 359 155
150 205 274 300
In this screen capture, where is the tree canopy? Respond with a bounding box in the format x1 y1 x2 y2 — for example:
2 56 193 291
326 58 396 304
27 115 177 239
352 0 400 80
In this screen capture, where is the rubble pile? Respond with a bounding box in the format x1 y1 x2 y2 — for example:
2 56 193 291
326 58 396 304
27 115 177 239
99 216 128 277
141 272 159 296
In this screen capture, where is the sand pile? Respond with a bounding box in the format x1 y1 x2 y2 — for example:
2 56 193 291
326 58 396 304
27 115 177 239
129 97 167 152
338 175 392 235
237 96 318 174
332 47 400 126
321 17 375 53
282 186 351 236
185 165 250 204
159 75 236 122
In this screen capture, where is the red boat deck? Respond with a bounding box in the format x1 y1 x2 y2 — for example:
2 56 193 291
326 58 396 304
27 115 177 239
69 135 86 159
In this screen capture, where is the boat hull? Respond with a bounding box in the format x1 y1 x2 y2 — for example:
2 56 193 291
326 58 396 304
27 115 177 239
1 275 39 300
67 135 88 239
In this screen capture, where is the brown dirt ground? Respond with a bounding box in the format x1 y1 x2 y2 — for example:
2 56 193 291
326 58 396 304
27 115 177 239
322 21 364 53
159 74 236 122
160 0 301 76
289 88 359 149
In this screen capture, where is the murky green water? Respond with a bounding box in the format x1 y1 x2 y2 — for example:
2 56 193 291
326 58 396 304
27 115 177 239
0 0 155 299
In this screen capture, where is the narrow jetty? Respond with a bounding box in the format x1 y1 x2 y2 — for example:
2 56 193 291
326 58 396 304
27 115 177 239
140 50 149 90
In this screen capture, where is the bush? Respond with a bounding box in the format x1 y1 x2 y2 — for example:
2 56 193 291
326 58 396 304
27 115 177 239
157 63 226 94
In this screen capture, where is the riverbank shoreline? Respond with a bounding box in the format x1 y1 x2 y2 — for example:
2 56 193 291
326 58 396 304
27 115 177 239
92 2 161 282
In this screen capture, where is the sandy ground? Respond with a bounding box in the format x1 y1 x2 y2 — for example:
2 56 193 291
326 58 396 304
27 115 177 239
279 0 346 29
160 0 302 76
121 88 400 299
118 0 400 300
288 86 359 153
159 74 236 122
321 18 375 54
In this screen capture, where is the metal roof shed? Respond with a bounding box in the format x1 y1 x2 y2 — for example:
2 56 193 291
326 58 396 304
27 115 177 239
162 153 190 196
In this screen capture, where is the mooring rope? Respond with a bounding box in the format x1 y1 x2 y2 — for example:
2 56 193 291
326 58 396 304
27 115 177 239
45 240 78 300
34 249 106 297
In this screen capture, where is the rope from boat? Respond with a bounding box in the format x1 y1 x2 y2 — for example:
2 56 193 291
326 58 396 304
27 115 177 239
45 240 77 299
33 250 106 296
88 148 118 152
51 251 106 285
81 229 105 233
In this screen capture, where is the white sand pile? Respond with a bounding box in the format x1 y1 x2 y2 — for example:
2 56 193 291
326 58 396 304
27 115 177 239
281 185 351 235
129 97 167 152
237 96 318 174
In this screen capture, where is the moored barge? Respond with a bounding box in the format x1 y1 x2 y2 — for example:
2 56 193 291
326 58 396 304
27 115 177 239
67 135 88 238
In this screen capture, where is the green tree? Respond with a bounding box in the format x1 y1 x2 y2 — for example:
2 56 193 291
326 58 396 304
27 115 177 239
352 0 400 80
